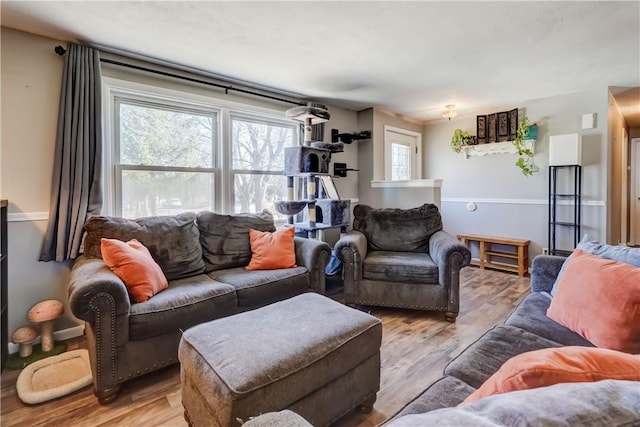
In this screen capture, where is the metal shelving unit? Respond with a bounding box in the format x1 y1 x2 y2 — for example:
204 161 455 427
1 200 8 371
548 166 581 256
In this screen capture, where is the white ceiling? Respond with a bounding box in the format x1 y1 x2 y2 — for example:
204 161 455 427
2 1 640 125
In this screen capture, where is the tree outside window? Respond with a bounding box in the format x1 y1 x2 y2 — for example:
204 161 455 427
232 116 295 219
118 101 216 218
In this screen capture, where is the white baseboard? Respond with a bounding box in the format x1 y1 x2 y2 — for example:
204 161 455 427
7 325 84 355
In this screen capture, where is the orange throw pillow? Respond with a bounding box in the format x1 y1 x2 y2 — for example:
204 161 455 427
101 238 168 303
464 346 640 403
246 227 297 270
546 249 640 353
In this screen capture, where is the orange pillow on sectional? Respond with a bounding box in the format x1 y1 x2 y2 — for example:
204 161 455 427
101 238 168 303
246 227 297 270
463 346 640 403
546 249 640 353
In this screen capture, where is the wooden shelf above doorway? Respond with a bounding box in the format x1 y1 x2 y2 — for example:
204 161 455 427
460 139 536 159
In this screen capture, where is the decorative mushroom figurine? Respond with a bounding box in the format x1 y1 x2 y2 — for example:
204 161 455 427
28 300 64 352
12 326 38 357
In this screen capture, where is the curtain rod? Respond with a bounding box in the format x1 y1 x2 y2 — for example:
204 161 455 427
54 45 304 107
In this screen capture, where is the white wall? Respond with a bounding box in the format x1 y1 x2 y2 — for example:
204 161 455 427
607 91 630 244
357 108 437 209
323 106 359 200
423 88 610 259
1 28 79 346
1 27 359 349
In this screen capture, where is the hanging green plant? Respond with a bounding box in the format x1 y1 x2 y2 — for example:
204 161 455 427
451 129 475 153
513 117 539 176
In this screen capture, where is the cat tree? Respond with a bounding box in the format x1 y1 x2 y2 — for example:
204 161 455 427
275 103 350 241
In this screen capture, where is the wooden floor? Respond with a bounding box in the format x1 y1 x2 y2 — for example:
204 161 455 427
1 266 530 427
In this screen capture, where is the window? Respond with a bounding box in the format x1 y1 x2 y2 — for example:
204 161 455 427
231 115 296 219
104 78 299 219
116 100 217 218
383 126 422 181
391 143 411 180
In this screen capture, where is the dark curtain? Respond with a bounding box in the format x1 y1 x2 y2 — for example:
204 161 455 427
39 44 102 262
311 122 325 141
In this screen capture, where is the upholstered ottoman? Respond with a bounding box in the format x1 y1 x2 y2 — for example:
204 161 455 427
178 292 382 427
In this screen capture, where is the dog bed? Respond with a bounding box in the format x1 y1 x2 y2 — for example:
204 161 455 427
16 349 92 404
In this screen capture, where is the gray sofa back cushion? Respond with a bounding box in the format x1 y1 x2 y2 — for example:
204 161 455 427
444 325 562 389
197 210 275 271
83 212 205 281
386 380 640 427
353 204 443 252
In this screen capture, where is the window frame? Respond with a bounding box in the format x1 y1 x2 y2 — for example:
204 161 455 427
229 112 298 216
113 96 219 216
383 125 423 181
102 77 300 218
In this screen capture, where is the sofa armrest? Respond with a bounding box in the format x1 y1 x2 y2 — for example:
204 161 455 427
530 255 567 293
429 230 472 285
68 256 131 346
69 256 131 321
335 230 368 281
334 231 368 303
429 231 471 316
294 237 331 294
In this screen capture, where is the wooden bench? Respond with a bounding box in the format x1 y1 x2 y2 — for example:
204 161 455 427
457 234 530 277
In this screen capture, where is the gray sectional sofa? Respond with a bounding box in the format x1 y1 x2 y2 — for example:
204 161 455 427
383 254 640 425
244 254 640 426
389 255 594 415
68 210 331 404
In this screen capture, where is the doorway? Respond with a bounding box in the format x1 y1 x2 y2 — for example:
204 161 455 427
383 126 422 181
621 128 628 245
631 138 640 246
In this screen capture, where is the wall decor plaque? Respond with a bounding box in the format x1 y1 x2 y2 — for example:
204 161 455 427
497 111 509 142
476 115 487 144
508 108 518 141
487 113 497 143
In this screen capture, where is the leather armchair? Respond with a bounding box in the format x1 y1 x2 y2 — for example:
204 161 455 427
335 204 471 321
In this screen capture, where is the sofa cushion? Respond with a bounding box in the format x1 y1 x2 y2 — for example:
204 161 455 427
547 249 640 353
551 234 640 296
464 346 640 403
209 267 309 310
392 376 476 419
504 293 594 347
386 380 640 427
197 210 276 271
352 204 443 252
444 325 563 388
83 213 205 281
246 227 297 270
363 251 438 284
100 238 168 303
129 274 237 340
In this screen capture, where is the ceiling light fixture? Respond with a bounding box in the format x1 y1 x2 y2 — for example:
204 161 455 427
442 104 458 121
